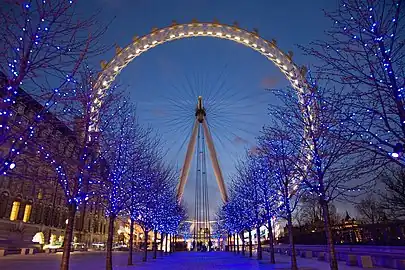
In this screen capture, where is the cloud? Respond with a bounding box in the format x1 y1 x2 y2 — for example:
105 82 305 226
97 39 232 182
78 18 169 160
151 108 167 117
233 136 248 145
249 145 259 155
261 75 280 89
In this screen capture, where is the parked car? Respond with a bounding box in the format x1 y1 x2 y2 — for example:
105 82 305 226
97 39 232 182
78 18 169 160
73 243 88 251
112 244 128 251
92 242 106 251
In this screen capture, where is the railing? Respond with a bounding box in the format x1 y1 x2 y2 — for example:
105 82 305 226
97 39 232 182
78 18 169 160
267 244 405 269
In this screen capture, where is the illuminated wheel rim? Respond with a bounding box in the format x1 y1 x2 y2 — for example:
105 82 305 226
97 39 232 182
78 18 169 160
91 21 311 132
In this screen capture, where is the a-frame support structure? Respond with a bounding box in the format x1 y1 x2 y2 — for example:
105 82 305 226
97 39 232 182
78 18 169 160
176 96 228 202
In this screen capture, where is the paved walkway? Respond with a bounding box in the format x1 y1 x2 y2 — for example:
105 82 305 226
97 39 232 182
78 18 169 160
0 250 392 269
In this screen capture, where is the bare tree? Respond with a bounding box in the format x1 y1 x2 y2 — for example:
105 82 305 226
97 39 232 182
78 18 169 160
296 194 345 228
297 193 323 227
355 195 385 224
380 165 405 219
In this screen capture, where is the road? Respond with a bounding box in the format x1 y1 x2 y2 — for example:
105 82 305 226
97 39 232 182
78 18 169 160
0 250 393 269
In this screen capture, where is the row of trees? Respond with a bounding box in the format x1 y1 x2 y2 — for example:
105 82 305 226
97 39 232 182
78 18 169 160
39 73 186 270
218 1 404 270
0 2 187 270
95 99 186 270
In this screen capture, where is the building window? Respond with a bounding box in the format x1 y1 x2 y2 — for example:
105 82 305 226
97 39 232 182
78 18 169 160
23 204 32 222
37 189 43 200
10 201 20 221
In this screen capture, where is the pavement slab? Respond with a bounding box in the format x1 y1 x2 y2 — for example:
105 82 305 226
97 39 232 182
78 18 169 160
0 250 393 270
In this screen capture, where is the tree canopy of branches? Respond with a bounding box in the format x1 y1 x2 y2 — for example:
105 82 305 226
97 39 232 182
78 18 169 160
355 195 386 224
0 0 108 175
221 139 302 265
124 133 186 264
265 66 381 269
257 127 303 270
97 101 152 270
380 165 405 219
304 0 405 166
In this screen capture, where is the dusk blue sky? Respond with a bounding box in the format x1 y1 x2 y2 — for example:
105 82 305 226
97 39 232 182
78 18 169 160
78 0 342 217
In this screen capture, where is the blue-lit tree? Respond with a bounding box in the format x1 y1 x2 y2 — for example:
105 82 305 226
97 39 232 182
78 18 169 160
125 128 160 265
257 125 303 270
222 194 242 253
178 220 192 248
126 148 156 261
221 196 239 251
225 155 266 260
164 198 187 253
96 101 146 270
251 154 278 264
149 163 177 258
304 0 405 166
0 0 107 176
211 210 227 251
127 147 185 262
265 80 374 270
136 162 163 262
221 149 281 261
240 157 265 260
28 66 122 270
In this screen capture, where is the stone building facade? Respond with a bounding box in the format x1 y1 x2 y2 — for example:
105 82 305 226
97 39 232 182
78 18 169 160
0 75 109 248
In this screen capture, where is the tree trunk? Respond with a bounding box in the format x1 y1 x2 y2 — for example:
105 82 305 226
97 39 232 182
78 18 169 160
165 233 168 254
128 218 134 265
143 228 148 262
60 202 77 270
169 234 172 253
287 211 298 270
248 230 252 258
173 236 176 252
321 201 338 270
168 234 170 253
153 230 158 259
268 218 275 264
232 234 236 253
241 231 245 256
236 233 240 254
160 233 164 256
106 213 116 270
256 226 262 260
